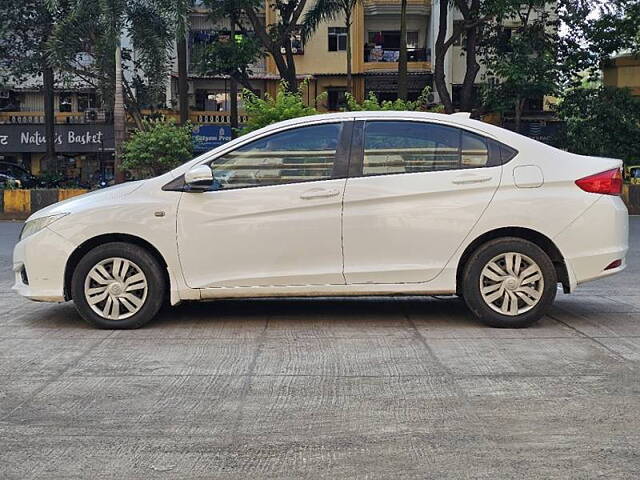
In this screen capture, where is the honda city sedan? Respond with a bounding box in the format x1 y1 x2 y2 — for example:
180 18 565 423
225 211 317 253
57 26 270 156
13 111 629 328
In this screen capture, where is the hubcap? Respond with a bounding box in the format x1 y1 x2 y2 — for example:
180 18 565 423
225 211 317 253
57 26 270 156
84 257 148 320
479 252 544 316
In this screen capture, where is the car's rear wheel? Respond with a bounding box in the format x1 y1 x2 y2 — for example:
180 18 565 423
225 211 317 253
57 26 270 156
71 242 165 329
461 237 557 328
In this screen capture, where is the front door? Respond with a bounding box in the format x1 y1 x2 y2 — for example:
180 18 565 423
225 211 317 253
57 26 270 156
342 120 502 284
177 121 351 289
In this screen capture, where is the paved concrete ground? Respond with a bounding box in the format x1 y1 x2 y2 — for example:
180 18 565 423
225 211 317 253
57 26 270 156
0 219 639 479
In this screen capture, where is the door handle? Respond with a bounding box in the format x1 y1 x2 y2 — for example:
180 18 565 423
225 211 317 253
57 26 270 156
452 174 493 185
300 188 341 199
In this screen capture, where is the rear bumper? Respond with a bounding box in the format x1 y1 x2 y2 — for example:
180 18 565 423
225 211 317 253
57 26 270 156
555 195 629 289
12 227 76 302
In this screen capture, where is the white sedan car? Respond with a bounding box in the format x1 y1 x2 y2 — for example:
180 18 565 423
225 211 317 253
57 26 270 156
13 112 628 328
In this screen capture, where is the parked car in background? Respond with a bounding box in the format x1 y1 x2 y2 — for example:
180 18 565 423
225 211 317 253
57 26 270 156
13 112 629 329
0 162 37 189
625 165 640 185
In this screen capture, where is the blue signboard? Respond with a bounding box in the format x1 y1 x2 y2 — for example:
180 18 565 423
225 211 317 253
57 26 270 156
192 125 232 152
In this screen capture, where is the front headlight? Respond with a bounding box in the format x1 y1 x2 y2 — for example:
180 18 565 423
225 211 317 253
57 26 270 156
20 213 68 241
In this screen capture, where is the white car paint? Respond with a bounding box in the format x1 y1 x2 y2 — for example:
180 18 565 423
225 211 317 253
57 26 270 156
13 111 628 308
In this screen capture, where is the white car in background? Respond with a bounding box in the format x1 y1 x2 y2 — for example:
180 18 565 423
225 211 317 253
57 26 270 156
13 111 629 329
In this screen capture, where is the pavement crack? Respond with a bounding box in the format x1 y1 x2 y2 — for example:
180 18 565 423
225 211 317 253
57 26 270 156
230 315 270 442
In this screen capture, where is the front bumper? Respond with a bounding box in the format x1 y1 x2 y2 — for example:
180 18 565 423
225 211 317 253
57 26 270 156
12 227 76 302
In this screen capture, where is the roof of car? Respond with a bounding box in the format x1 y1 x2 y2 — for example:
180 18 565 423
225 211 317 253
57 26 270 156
263 110 511 141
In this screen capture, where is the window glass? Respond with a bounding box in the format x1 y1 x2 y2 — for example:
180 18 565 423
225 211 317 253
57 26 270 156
328 27 348 52
363 121 460 175
208 123 342 190
461 131 489 167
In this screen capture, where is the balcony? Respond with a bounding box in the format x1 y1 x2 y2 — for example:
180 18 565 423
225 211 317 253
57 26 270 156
364 0 431 15
0 110 112 125
364 47 431 72
139 110 247 125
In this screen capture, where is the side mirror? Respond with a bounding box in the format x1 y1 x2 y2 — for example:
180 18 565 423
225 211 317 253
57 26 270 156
184 165 213 190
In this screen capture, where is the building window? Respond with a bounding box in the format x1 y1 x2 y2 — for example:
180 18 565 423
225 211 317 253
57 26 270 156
59 92 73 112
78 92 100 112
365 31 423 62
327 88 347 111
290 26 304 54
328 27 348 52
453 21 465 46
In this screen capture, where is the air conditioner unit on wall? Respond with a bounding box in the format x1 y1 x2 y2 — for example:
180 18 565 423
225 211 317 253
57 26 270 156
426 91 439 105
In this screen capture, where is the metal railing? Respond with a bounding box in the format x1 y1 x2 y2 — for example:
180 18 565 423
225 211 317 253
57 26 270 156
0 110 112 125
365 47 430 63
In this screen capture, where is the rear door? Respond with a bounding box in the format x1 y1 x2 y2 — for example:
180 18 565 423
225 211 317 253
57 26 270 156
342 119 502 284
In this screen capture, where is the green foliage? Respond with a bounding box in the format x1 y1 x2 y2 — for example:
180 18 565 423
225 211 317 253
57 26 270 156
346 88 444 112
240 81 325 134
556 86 640 165
44 0 174 110
0 0 69 83
191 33 262 88
122 121 194 177
481 2 559 118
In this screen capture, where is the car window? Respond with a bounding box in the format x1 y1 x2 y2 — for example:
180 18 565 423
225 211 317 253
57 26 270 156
461 131 489 167
208 123 342 190
363 121 460 175
362 121 505 176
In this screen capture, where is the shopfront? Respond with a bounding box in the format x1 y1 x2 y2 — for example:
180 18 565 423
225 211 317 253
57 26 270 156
0 124 114 186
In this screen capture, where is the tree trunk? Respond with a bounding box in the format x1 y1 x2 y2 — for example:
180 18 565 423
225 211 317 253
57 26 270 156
398 0 409 100
114 42 126 184
270 50 297 92
229 11 239 138
177 35 189 125
345 13 353 95
514 96 524 133
398 0 408 100
434 0 454 113
42 65 56 173
460 23 480 112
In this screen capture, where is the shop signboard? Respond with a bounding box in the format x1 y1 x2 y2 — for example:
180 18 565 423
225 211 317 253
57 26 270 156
0 125 114 153
192 125 233 152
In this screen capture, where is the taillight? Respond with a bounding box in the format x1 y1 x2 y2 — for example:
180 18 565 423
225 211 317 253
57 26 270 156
575 168 623 195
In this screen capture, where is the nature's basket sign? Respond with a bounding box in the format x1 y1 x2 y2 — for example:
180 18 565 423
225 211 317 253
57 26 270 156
0 125 114 153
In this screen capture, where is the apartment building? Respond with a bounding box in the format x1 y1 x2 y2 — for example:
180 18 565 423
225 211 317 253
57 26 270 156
170 0 438 116
1 0 556 178
603 54 640 96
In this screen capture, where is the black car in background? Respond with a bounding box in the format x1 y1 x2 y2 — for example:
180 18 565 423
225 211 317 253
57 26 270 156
0 162 37 189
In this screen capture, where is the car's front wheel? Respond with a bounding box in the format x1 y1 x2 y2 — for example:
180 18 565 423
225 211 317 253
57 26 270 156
71 242 166 329
462 237 557 328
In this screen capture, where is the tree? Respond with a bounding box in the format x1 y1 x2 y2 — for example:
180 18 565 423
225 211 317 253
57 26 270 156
0 0 71 172
433 0 484 113
192 2 263 133
482 1 559 131
346 87 444 112
303 0 361 95
556 86 640 164
230 0 311 92
398 0 409 100
240 81 324 134
47 0 174 181
433 0 523 114
122 120 193 177
167 0 195 125
559 0 640 86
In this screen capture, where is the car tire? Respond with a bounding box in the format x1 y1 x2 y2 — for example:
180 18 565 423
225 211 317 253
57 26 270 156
461 237 557 328
71 242 166 329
